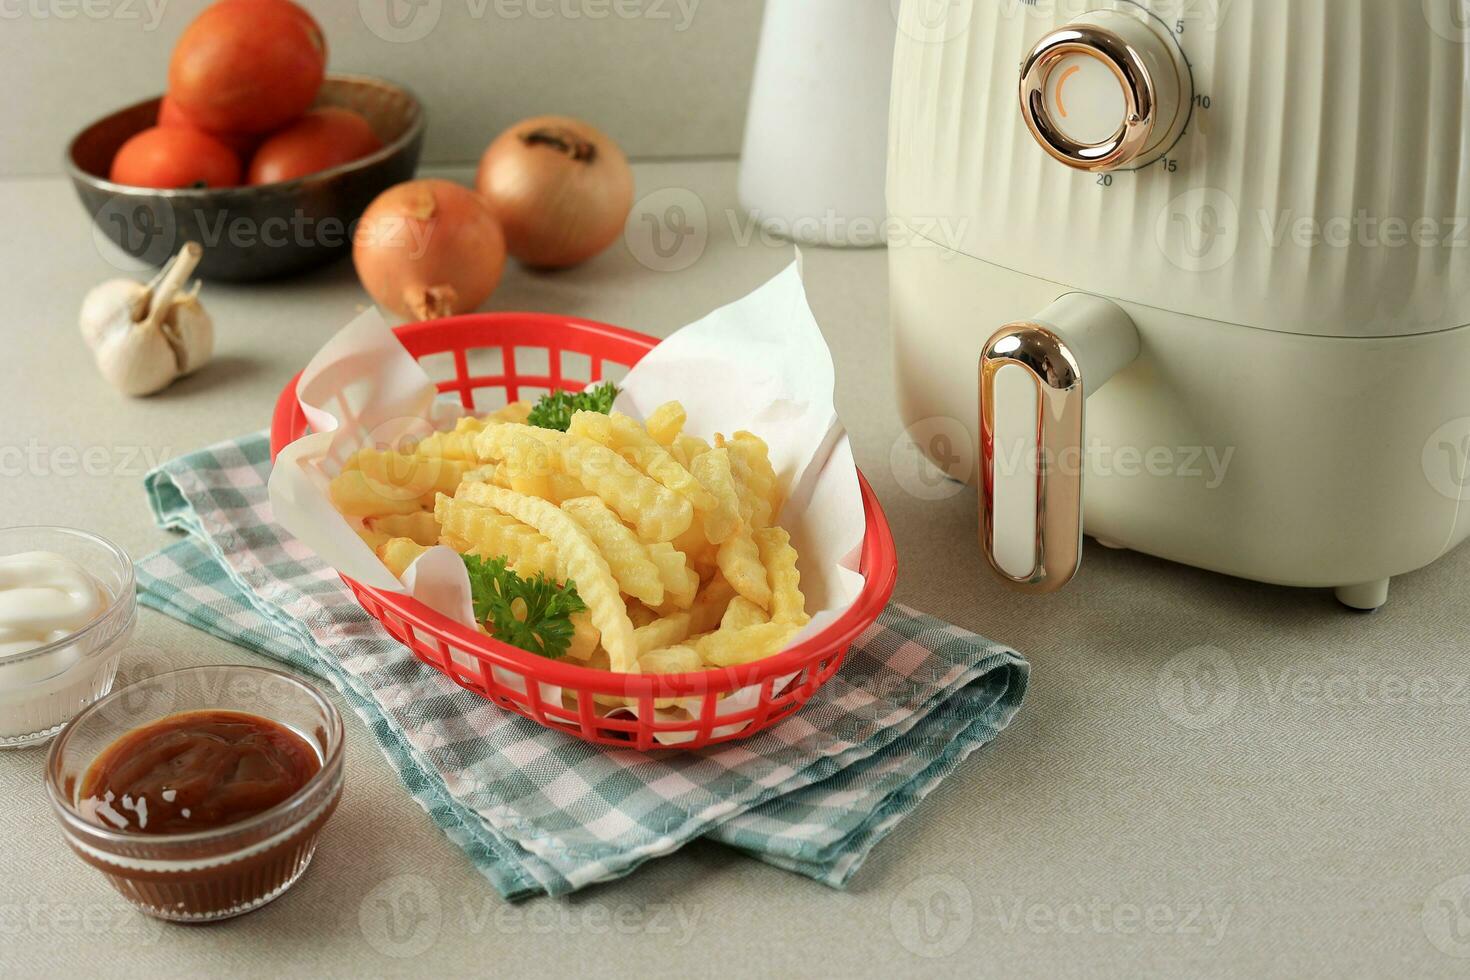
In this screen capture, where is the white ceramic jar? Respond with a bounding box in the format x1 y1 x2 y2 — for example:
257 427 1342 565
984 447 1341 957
738 0 897 247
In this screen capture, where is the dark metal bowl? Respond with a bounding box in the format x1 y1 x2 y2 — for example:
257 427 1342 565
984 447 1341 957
66 74 425 282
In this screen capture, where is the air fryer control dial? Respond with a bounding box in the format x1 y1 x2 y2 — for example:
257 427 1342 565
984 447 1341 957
1019 9 1191 172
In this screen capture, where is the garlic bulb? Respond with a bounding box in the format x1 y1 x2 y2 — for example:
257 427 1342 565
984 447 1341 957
80 242 214 397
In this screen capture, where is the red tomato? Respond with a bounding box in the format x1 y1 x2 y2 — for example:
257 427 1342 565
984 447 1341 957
109 126 242 189
238 0 325 47
247 108 383 185
167 0 326 135
157 94 261 158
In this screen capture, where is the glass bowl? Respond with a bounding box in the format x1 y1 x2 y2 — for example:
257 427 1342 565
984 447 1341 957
0 525 136 748
44 665 345 922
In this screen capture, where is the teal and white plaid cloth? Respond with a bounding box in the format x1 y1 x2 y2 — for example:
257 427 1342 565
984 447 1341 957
135 432 1028 900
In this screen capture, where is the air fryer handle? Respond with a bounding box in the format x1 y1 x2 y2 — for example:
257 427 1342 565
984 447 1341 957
979 294 1140 593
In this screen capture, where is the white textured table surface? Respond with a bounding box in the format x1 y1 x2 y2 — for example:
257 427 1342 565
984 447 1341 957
4 161 1470 978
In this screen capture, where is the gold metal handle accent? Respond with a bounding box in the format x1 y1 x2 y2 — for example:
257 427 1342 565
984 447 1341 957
979 323 1086 593
1019 25 1157 173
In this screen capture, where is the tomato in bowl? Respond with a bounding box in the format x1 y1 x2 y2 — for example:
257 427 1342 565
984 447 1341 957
66 75 424 282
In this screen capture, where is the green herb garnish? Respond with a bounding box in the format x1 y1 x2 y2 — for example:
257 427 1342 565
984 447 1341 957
526 383 619 432
462 554 586 659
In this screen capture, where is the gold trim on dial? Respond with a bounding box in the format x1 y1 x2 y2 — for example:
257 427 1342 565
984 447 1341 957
1019 25 1158 173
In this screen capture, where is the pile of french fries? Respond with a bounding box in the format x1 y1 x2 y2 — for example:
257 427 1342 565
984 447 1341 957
328 398 810 701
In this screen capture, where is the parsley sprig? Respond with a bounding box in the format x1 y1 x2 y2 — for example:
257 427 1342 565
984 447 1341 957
462 554 586 659
526 383 619 432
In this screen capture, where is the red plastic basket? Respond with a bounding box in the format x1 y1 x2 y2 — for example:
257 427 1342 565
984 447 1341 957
270 312 898 750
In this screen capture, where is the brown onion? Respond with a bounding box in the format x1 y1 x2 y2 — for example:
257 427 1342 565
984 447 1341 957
353 179 506 321
475 116 634 269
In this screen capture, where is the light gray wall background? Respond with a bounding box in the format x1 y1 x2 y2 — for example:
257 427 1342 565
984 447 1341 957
0 0 764 177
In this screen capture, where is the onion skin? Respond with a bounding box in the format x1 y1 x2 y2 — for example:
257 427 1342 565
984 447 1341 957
353 180 507 321
475 115 635 269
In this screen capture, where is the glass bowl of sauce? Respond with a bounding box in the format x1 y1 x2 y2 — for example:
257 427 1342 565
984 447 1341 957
0 525 136 748
44 665 344 922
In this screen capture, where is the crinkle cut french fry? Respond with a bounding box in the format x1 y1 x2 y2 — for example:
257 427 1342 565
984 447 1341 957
477 423 692 542
354 448 470 504
365 510 442 547
673 433 710 462
716 523 771 610
626 601 659 628
548 473 591 504
644 401 686 447
646 541 699 609
434 492 559 578
722 438 767 527
687 574 737 635
420 429 482 462
671 518 713 566
753 525 809 625
719 432 781 526
697 621 800 668
638 645 702 675
472 419 558 466
490 401 534 424
634 612 692 655
356 525 390 552
720 596 770 631
566 409 615 446
501 428 554 500
561 437 693 543
440 530 542 579
458 482 639 672
566 611 599 661
456 463 499 492
414 416 489 461
561 495 665 606
715 440 778 608
377 537 430 578
602 412 717 512
329 470 427 517
689 448 741 544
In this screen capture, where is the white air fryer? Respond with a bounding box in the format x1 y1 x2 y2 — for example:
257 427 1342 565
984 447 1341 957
888 0 1470 609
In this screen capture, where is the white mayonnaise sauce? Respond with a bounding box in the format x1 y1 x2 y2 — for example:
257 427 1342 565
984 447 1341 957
0 551 105 657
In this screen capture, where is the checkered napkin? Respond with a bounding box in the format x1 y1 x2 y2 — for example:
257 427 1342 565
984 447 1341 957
134 432 1028 899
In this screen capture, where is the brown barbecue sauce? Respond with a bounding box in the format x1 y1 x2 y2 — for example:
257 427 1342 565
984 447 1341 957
80 710 321 834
